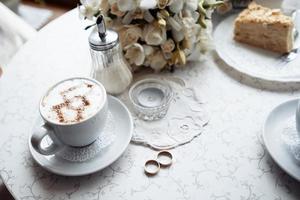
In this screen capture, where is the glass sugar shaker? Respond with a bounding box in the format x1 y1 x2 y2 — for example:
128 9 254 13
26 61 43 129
89 15 132 95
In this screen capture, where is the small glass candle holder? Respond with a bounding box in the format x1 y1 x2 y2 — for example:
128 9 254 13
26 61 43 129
129 78 173 121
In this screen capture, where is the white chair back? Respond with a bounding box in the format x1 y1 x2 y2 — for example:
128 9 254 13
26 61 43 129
0 2 37 67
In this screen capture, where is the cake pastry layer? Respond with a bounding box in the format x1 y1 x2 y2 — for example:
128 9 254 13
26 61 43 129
234 2 294 53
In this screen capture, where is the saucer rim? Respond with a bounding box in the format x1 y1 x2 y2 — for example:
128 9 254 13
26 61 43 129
28 95 133 176
213 0 300 83
262 98 300 181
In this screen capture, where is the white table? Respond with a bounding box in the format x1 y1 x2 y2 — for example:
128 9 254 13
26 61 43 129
1 9 300 200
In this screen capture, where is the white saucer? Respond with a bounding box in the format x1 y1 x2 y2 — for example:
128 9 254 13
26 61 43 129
263 98 300 181
28 95 133 176
213 0 300 82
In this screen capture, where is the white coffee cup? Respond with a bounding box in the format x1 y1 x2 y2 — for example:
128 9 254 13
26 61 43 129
31 77 108 155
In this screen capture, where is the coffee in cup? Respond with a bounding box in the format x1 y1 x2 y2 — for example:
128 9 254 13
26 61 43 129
31 77 108 155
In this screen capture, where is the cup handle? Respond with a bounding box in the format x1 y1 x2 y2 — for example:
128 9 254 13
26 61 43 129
31 123 64 155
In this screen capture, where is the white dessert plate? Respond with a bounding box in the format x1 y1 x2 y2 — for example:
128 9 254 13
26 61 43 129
29 95 133 176
213 0 300 82
263 98 300 181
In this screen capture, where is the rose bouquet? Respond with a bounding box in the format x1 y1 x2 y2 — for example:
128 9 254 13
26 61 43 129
79 0 223 72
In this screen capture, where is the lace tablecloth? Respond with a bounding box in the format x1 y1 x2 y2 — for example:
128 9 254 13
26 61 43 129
120 74 208 150
2 10 300 200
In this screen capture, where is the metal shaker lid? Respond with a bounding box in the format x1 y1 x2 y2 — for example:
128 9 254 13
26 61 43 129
88 15 119 51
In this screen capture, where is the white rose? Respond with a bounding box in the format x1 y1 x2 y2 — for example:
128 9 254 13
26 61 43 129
143 45 158 67
163 52 172 60
144 10 155 23
182 17 200 39
182 9 199 22
100 0 110 13
106 17 123 30
79 0 101 20
160 39 175 53
168 15 185 42
122 11 135 25
196 21 214 53
143 23 167 45
205 0 217 4
80 0 101 9
216 0 232 14
182 37 195 55
157 0 169 9
167 16 182 31
132 9 144 20
119 26 142 47
185 0 198 10
150 51 167 72
143 45 155 56
108 0 117 4
121 9 144 24
143 59 151 67
169 0 184 13
172 29 184 42
124 43 145 66
117 0 141 12
140 0 157 9
110 3 126 17
181 17 201 53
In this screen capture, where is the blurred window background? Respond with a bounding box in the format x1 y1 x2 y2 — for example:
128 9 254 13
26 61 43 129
1 0 77 29
0 0 77 67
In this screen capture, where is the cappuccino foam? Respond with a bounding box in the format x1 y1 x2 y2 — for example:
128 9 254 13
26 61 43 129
41 78 105 124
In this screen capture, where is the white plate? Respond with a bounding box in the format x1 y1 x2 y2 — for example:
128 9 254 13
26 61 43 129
213 0 300 82
263 98 300 181
28 95 133 176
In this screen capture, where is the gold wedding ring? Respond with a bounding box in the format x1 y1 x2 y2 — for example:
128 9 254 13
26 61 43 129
144 151 173 176
144 160 160 176
157 151 173 167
